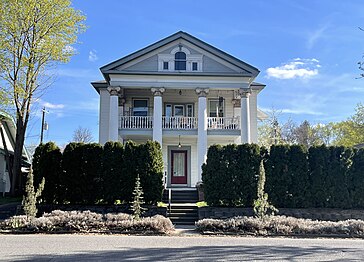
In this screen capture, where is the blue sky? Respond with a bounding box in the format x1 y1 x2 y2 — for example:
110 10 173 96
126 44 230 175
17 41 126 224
27 0 364 147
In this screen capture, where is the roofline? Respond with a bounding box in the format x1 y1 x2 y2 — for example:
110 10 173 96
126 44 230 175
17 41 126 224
100 31 260 78
103 70 253 77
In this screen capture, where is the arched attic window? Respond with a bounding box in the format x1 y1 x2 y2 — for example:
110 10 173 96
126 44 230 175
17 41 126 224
175 51 186 70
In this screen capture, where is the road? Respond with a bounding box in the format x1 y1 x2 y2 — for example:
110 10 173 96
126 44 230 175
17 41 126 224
0 234 364 261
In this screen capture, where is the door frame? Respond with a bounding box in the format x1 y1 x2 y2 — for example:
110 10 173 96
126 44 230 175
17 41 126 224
167 146 191 187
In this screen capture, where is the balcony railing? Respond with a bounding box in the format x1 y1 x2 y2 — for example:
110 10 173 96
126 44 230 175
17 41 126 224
162 116 197 129
207 117 240 130
119 116 240 130
120 116 153 129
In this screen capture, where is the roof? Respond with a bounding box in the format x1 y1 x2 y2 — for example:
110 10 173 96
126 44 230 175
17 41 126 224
0 111 31 164
99 31 260 81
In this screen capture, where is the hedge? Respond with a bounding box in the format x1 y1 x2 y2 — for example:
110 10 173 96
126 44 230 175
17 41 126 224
32 142 62 204
202 144 364 209
202 144 262 207
32 140 164 205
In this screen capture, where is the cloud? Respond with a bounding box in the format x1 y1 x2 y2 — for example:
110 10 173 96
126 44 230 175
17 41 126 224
266 58 320 79
88 50 98 62
42 101 65 109
307 24 329 49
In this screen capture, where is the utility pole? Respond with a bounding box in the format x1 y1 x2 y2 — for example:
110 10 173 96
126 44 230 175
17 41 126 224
40 107 47 144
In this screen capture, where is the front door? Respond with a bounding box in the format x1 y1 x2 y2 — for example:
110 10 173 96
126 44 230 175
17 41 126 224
171 150 187 184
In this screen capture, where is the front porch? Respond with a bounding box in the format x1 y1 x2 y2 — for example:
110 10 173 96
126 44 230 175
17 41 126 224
119 116 240 130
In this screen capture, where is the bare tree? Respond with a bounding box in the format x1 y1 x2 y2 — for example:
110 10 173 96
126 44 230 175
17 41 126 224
72 126 94 143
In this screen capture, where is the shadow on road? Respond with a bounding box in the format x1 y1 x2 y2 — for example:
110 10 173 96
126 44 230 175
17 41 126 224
11 244 361 261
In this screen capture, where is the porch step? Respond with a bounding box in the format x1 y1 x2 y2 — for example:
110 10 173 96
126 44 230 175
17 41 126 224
162 189 199 203
168 204 198 225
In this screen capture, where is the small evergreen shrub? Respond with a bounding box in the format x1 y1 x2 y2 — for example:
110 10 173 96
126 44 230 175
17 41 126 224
131 174 146 220
22 167 45 218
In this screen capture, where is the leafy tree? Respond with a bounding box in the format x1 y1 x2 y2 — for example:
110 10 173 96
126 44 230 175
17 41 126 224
0 0 85 195
72 126 94 143
332 104 364 147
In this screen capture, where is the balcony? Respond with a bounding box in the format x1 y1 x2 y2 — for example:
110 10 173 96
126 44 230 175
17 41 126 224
119 116 240 130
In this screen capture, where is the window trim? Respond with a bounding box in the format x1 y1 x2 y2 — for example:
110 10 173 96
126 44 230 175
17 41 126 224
208 98 225 118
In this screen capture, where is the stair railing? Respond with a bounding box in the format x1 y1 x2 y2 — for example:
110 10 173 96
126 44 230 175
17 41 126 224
168 188 172 213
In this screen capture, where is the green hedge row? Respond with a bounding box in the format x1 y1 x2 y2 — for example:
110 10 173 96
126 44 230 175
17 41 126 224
32 141 164 205
202 144 364 208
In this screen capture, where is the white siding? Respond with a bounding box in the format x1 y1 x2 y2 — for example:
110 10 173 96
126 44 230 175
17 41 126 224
99 89 110 144
250 91 258 143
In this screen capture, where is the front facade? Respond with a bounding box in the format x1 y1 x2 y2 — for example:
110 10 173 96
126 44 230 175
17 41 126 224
92 31 266 188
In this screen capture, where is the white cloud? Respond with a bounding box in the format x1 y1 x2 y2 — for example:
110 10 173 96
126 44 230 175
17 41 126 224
307 24 329 49
88 50 98 62
266 58 320 79
42 101 65 109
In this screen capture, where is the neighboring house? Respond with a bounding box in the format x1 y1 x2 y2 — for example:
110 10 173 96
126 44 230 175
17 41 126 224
0 112 30 194
92 31 267 188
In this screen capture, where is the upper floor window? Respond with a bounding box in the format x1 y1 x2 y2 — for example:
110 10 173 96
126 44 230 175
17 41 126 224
163 61 169 70
175 52 186 70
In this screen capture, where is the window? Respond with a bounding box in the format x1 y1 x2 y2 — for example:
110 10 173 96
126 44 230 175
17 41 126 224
174 105 185 116
165 104 172 117
133 99 148 116
175 52 186 70
209 99 224 117
163 61 169 70
192 62 198 71
186 104 193 117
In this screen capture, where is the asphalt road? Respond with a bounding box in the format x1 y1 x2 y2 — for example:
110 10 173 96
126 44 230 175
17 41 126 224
1 234 364 261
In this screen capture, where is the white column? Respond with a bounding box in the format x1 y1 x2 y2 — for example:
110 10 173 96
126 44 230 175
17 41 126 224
99 89 110 144
107 86 120 142
240 88 251 144
196 88 209 183
151 88 165 147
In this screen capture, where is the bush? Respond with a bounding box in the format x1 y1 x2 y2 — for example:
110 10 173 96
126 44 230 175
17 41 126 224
196 216 364 237
349 149 364 208
101 141 125 204
0 210 174 234
202 144 261 206
32 142 62 204
61 143 103 204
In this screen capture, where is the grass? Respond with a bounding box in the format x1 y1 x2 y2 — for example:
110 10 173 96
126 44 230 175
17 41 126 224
196 201 208 207
0 196 22 205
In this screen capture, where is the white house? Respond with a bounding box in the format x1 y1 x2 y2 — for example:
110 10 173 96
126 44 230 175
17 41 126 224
0 112 30 194
92 31 267 188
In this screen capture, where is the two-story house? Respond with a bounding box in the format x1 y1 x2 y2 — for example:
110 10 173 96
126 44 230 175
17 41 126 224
92 31 267 188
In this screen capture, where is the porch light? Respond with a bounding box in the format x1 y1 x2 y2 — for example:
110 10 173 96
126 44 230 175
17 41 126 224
179 89 182 95
178 135 182 148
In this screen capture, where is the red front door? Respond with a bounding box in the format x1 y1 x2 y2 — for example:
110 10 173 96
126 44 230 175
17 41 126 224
171 150 187 184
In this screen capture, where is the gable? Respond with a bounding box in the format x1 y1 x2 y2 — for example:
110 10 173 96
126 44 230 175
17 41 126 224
101 31 259 78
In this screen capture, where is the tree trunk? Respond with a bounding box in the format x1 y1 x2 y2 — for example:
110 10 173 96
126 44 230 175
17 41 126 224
11 117 26 196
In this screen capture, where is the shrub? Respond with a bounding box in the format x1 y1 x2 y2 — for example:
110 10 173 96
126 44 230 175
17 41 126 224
32 142 62 204
196 216 364 237
61 143 103 204
348 149 364 208
101 141 125 204
1 211 174 234
22 167 45 218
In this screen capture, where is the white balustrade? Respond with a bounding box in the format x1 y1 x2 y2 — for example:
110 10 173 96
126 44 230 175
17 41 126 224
207 117 240 130
162 116 197 129
120 116 153 129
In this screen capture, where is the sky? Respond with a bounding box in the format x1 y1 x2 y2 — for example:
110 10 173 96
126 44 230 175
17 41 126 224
26 0 364 147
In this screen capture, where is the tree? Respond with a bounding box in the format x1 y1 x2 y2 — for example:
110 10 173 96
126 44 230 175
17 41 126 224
253 160 277 220
22 167 45 218
332 103 364 147
72 126 94 143
0 0 86 195
131 174 146 220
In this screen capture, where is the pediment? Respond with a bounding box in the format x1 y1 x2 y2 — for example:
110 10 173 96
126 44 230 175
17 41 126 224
101 31 259 77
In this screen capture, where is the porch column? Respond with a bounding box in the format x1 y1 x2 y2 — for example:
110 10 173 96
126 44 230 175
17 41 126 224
240 88 251 144
151 88 165 147
107 86 120 142
196 88 209 183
